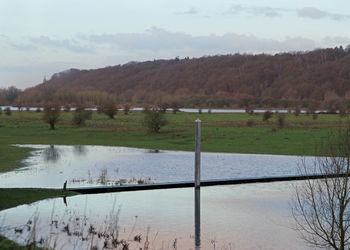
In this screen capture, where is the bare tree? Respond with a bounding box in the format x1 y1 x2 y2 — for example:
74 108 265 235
143 108 168 133
103 102 118 119
43 104 61 130
292 128 350 250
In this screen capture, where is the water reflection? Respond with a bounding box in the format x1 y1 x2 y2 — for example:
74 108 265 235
73 145 87 156
0 182 308 249
43 145 60 162
0 145 314 188
195 187 200 248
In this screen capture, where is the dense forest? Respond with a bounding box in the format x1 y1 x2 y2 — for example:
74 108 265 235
2 46 350 109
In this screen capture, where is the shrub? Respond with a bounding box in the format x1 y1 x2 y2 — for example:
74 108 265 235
96 106 104 114
208 108 212 114
143 109 168 133
103 102 117 119
263 111 273 121
63 105 71 112
72 107 92 126
123 104 130 115
4 107 11 116
36 107 41 112
245 107 254 115
198 108 202 114
312 113 318 120
294 107 301 116
43 105 61 130
171 102 180 114
0 107 2 115
159 103 168 113
339 105 347 117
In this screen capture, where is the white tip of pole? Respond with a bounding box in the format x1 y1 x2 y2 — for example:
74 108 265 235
195 119 201 122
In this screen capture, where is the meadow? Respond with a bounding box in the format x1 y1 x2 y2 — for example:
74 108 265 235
0 110 347 173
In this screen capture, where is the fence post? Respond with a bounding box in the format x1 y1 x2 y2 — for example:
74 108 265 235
195 119 201 188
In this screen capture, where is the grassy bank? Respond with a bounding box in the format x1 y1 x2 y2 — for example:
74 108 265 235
0 188 77 249
0 110 348 173
0 188 77 211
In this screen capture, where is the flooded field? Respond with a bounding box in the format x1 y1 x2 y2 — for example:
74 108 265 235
0 144 318 249
0 145 313 188
0 182 307 250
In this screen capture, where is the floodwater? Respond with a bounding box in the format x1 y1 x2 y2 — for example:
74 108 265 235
1 106 319 113
0 182 308 250
0 145 313 188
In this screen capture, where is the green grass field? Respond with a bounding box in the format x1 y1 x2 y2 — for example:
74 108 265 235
0 110 348 173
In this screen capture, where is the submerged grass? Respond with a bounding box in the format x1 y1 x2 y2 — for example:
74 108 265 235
0 235 43 250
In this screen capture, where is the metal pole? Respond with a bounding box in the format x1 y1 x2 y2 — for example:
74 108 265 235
194 119 201 248
195 119 201 188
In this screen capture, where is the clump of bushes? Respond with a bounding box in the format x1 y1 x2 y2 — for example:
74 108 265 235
43 105 61 130
4 107 11 116
312 113 318 120
294 107 301 116
123 104 130 115
63 105 71 112
263 111 273 121
171 102 180 114
143 109 168 133
159 102 169 113
72 107 92 126
0 107 2 115
245 107 254 115
96 106 104 114
339 105 347 117
103 102 118 119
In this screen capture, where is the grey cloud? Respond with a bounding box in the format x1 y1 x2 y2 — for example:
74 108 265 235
11 43 37 51
29 36 94 53
226 4 284 17
0 36 36 51
176 7 198 15
226 5 349 20
81 28 319 54
297 7 348 20
324 36 350 46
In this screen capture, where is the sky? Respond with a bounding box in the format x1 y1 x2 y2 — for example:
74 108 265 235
1 0 350 89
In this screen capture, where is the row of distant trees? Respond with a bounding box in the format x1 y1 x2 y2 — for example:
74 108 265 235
0 86 22 105
4 87 350 113
39 103 167 133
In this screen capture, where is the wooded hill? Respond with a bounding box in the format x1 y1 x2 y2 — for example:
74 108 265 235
16 47 350 109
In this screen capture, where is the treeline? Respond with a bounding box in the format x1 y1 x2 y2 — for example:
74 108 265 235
0 87 22 106
6 46 350 109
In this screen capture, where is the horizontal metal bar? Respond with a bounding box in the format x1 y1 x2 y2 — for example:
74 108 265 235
67 173 347 194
